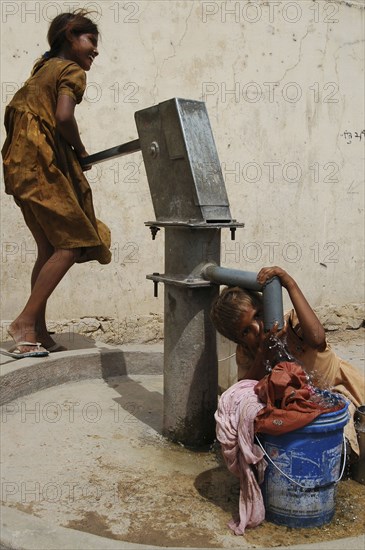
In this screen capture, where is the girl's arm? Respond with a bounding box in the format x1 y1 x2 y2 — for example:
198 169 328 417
257 266 326 351
55 94 89 159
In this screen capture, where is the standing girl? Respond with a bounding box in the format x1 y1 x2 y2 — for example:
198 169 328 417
1 10 111 358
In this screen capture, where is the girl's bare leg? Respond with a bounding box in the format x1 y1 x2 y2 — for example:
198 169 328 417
9 248 80 353
30 232 55 346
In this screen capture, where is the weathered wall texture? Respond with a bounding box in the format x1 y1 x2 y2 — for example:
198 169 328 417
1 0 364 343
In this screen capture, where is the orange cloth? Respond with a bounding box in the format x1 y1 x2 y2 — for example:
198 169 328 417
2 58 111 264
254 361 344 435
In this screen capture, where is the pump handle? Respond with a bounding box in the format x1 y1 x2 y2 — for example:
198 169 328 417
80 139 141 167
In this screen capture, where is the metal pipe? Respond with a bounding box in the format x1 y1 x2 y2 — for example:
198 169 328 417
202 264 284 331
261 276 284 332
80 139 141 167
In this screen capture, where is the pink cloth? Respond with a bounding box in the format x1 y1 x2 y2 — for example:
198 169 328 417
214 380 266 535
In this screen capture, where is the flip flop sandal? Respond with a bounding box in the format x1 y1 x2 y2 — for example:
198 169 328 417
0 341 49 359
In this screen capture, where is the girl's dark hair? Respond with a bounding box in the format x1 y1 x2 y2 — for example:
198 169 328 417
46 9 99 58
210 286 263 344
31 10 99 74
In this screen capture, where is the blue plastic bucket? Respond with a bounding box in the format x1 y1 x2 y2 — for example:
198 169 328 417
257 401 349 528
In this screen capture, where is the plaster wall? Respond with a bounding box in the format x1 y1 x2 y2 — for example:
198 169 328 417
1 0 364 343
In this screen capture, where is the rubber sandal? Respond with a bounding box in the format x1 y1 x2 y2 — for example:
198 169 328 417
0 341 49 359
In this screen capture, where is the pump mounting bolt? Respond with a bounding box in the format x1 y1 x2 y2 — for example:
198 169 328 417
149 141 160 158
152 272 160 298
150 226 160 240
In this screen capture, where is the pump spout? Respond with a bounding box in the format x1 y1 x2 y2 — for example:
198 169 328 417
202 263 284 332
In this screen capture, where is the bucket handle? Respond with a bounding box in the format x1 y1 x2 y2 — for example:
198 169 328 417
255 434 347 490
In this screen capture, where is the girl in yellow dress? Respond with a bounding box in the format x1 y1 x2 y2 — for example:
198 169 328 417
1 10 111 358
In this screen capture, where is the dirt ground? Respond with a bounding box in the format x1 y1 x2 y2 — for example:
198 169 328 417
2 328 364 548
63 329 365 548
61 459 365 549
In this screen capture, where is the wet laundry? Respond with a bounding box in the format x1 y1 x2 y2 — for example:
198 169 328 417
215 380 266 535
215 362 347 535
254 361 346 435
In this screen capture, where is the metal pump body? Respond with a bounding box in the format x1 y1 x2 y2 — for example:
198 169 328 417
135 98 232 224
82 97 284 447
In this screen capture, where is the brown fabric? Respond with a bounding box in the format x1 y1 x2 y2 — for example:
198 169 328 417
2 58 111 265
254 361 344 435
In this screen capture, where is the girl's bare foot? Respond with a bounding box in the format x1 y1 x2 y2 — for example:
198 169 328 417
8 320 48 354
35 330 57 349
35 330 67 352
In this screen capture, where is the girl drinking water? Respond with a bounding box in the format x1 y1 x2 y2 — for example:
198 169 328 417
1 10 111 358
211 266 365 458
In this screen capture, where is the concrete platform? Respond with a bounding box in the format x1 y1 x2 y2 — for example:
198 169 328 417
1 331 364 550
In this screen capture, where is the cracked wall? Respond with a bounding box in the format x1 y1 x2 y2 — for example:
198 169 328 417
1 0 364 343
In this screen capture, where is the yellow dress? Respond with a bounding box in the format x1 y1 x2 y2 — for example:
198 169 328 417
1 58 111 264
